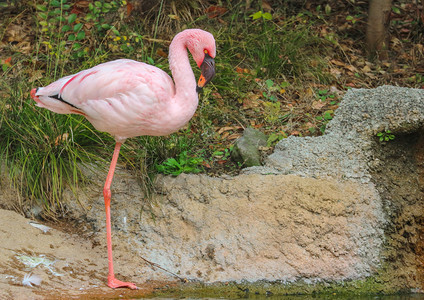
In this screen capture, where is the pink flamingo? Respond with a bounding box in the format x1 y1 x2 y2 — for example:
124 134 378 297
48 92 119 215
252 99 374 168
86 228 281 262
30 29 216 289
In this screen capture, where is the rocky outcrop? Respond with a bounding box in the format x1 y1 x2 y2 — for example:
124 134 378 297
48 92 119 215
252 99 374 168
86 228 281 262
245 85 424 292
246 86 424 181
63 169 386 287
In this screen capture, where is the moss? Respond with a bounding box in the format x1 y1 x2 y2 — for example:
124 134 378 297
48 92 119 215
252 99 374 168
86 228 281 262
150 272 408 299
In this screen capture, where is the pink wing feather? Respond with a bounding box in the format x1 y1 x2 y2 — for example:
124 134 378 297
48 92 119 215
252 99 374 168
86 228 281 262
34 59 177 140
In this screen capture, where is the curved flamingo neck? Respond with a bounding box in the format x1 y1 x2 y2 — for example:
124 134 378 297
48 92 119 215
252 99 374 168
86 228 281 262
168 32 198 104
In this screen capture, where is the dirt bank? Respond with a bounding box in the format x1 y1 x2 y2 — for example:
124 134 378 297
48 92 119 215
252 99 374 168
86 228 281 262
0 208 177 299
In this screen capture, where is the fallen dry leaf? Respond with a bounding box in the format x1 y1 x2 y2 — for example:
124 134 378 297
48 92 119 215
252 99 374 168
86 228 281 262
362 65 372 73
156 48 167 58
217 126 242 134
126 1 134 16
312 100 326 110
227 133 242 140
242 93 261 109
54 133 69 146
205 6 227 18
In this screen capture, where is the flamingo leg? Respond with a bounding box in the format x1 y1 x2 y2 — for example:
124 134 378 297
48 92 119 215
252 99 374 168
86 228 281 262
103 142 137 289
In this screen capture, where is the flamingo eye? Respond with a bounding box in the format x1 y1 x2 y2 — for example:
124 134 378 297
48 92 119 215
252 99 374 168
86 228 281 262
204 49 209 54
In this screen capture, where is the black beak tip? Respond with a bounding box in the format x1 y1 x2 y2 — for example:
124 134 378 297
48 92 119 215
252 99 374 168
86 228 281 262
196 86 203 93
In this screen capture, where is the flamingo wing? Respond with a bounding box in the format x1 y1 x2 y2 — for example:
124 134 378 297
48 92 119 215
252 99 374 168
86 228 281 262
33 59 176 139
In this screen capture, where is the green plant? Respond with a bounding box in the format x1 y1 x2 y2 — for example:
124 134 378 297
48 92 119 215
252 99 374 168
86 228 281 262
263 101 281 124
262 79 278 102
267 132 286 147
346 15 361 24
377 130 395 142
315 110 334 134
1 57 11 72
212 146 232 161
319 4 332 15
156 151 203 176
35 0 129 76
316 89 337 103
408 74 424 84
250 11 272 21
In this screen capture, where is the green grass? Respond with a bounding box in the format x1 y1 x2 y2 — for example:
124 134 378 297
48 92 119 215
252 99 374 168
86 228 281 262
0 78 113 216
0 0 336 218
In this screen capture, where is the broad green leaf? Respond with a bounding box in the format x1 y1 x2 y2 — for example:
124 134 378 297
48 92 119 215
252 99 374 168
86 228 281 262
68 13 77 24
392 6 401 14
48 9 60 16
38 12 48 20
61 25 71 32
36 4 47 11
281 81 290 88
73 23 83 32
323 110 333 120
67 33 76 41
262 12 272 20
51 0 61 7
112 27 120 35
55 16 66 22
250 11 262 20
76 31 85 40
265 79 274 88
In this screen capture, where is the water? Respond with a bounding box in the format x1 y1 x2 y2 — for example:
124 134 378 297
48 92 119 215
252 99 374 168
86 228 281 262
148 294 424 300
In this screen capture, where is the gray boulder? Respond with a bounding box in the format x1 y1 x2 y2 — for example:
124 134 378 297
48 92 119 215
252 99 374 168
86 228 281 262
231 127 267 167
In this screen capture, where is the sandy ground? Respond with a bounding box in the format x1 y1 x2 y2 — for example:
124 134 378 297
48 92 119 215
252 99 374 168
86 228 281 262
0 208 176 299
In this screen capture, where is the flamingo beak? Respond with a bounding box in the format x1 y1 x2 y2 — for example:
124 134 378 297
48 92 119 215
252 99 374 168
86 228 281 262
30 88 39 100
196 53 215 93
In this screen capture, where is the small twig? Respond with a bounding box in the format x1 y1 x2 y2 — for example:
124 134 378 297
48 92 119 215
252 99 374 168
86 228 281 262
143 37 170 44
139 255 187 282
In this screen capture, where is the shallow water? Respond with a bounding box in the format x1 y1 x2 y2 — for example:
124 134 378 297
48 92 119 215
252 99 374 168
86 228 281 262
148 295 424 300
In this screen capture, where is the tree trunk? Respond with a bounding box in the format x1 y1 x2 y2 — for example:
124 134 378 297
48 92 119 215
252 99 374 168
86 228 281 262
366 0 392 59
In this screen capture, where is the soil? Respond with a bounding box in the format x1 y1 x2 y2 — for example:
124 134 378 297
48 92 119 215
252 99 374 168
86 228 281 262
0 208 177 299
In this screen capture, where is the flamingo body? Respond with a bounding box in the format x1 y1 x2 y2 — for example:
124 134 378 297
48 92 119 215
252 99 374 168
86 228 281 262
33 60 180 140
30 29 216 289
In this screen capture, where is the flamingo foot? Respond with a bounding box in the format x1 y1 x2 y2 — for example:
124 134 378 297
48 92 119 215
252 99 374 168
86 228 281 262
108 275 138 289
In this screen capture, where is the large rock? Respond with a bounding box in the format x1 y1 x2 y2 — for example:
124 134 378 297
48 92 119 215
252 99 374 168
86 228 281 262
147 174 385 283
63 171 385 284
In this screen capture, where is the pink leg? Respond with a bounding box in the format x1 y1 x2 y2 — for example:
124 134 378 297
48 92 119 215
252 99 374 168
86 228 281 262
103 142 137 289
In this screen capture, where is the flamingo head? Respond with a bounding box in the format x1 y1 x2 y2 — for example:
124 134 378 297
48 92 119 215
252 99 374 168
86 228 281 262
183 29 216 92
